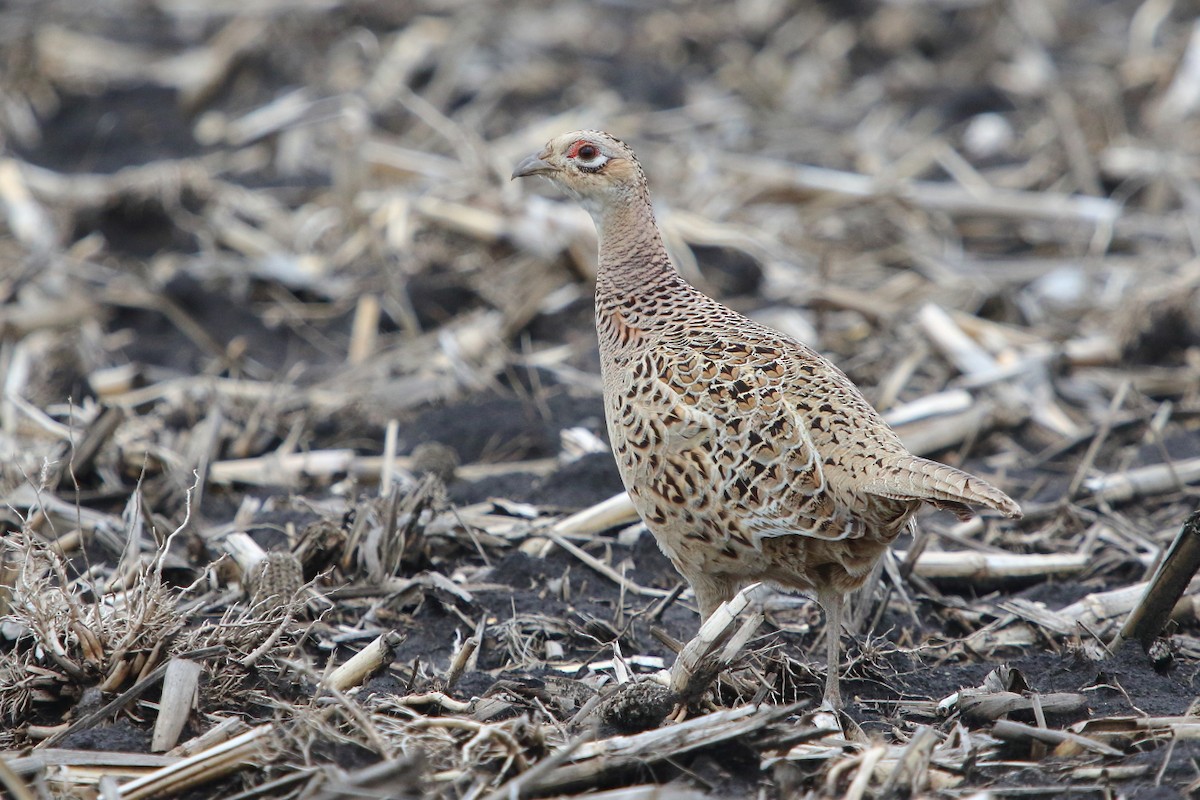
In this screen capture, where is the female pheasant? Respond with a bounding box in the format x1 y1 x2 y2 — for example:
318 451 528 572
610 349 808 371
513 130 1021 708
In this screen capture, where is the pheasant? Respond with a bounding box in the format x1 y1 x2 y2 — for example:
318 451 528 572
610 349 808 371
512 130 1021 708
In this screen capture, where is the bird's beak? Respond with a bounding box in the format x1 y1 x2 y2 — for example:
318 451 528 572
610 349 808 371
511 151 554 180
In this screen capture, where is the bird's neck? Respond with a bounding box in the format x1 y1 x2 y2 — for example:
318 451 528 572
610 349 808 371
592 192 678 300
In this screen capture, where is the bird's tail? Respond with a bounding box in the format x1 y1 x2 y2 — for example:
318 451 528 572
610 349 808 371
863 454 1022 520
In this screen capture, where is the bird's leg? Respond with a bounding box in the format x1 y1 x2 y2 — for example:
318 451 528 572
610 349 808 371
818 589 845 710
692 577 736 622
668 578 737 723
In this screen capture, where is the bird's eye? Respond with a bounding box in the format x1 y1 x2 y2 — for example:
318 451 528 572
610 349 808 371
568 140 608 169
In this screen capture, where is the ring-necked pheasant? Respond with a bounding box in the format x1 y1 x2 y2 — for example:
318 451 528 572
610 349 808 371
512 130 1021 708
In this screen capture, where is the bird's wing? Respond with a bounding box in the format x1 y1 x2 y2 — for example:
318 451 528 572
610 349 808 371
618 340 857 544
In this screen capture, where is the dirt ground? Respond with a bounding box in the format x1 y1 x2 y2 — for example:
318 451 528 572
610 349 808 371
2 0 1200 798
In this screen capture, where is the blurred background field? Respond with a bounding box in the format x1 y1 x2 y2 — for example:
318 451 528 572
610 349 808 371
2 1 1200 797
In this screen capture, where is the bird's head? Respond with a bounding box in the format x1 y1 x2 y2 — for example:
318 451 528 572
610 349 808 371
511 130 648 216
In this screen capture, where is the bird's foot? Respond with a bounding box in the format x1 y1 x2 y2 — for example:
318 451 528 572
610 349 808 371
666 703 689 723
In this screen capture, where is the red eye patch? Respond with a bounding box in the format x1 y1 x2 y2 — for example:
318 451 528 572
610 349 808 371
567 140 599 160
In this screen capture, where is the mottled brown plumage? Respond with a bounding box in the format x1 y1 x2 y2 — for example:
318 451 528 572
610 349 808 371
513 130 1022 708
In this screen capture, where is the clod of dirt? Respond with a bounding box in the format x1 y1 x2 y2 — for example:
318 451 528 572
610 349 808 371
59 719 150 752
410 441 460 483
1119 288 1200 365
693 245 763 298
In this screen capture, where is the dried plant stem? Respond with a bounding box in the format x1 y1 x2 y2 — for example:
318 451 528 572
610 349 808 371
324 631 403 692
151 658 203 752
118 724 275 800
0 759 37 800
992 719 1124 757
1113 509 1200 650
